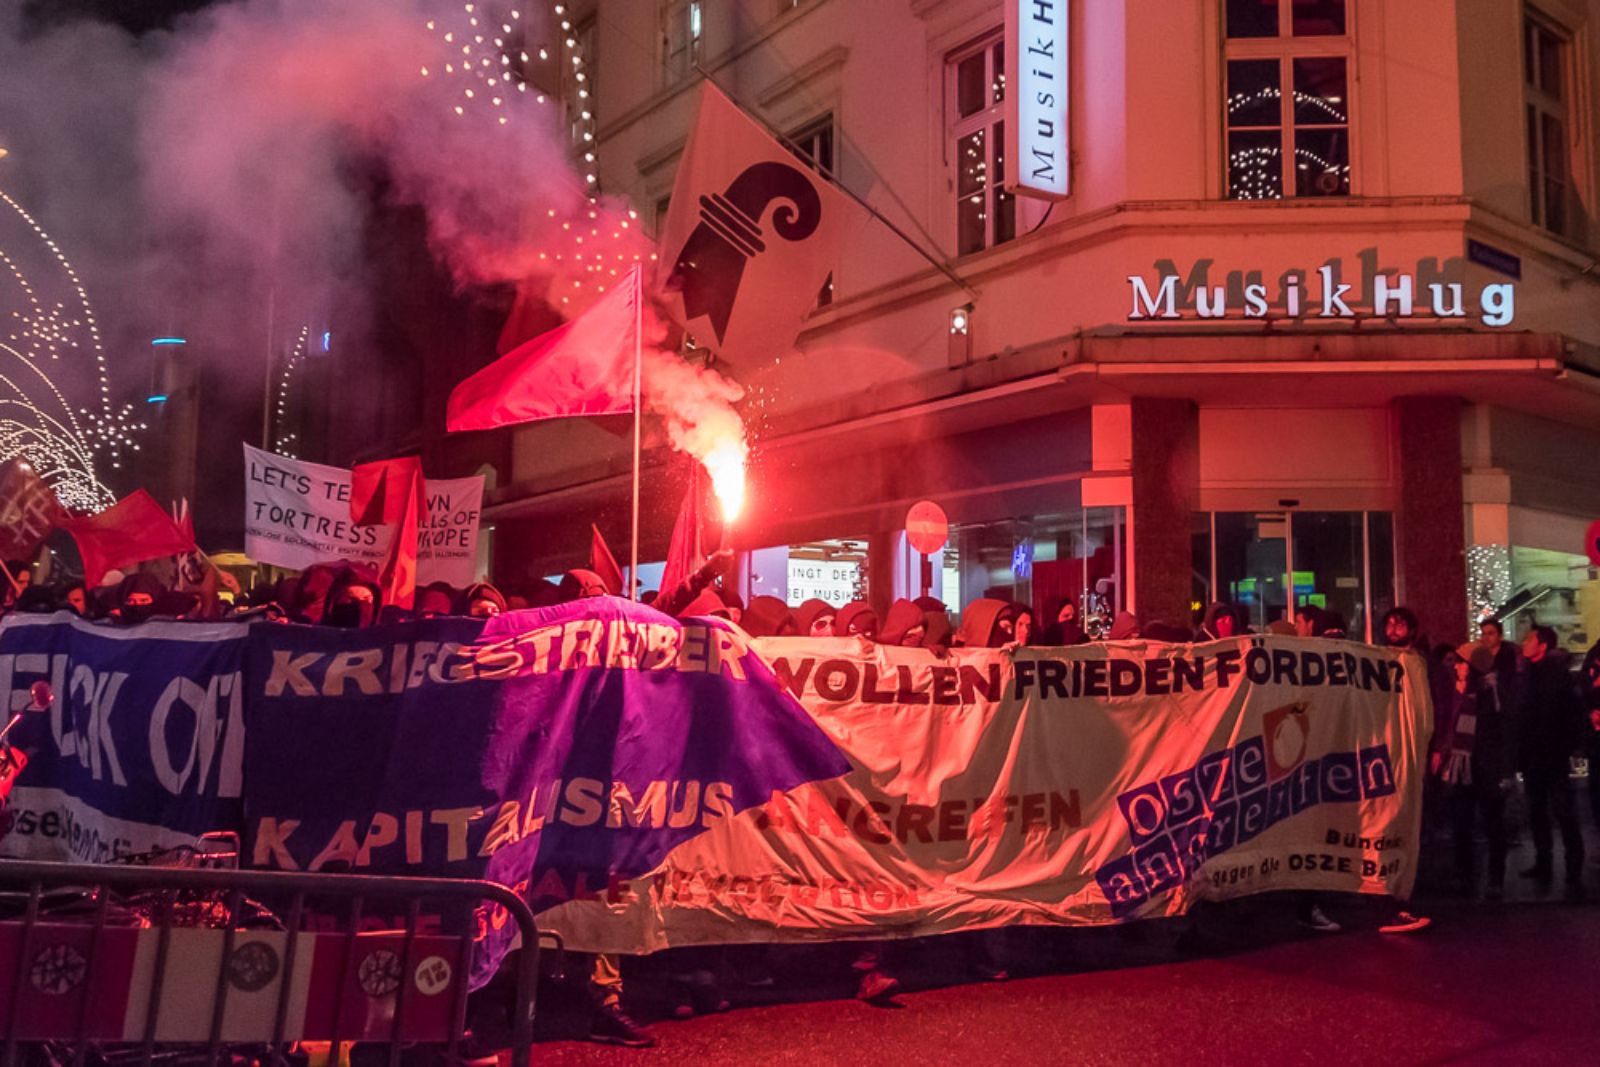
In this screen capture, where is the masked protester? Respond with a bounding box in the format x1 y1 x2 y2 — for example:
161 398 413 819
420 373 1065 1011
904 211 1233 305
719 589 744 626
955 598 1016 648
1200 602 1243 640
835 600 879 638
324 571 382 629
1042 597 1086 646
111 573 164 625
558 569 611 601
741 596 796 637
877 599 927 647
415 581 457 618
654 550 734 616
795 599 837 637
458 582 507 619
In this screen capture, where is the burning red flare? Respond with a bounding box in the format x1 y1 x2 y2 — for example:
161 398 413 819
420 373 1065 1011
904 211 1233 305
705 440 746 523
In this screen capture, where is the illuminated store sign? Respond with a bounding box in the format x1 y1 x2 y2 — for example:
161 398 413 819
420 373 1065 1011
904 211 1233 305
1127 252 1517 326
1005 0 1069 200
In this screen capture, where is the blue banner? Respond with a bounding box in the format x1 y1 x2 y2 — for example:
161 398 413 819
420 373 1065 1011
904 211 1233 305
0 613 248 862
241 599 851 984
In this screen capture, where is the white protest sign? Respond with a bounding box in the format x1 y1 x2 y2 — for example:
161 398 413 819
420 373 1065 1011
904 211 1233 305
242 444 483 586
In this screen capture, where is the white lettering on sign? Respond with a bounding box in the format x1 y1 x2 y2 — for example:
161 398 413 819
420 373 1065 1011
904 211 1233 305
1126 250 1517 327
787 560 859 607
1005 0 1069 201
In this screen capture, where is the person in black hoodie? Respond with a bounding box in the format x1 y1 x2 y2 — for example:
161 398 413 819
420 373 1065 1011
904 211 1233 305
1516 625 1586 894
324 570 382 628
1041 597 1087 646
457 582 507 619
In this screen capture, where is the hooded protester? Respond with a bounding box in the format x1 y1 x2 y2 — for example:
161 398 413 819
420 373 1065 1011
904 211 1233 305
285 562 374 625
324 570 382 629
558 569 611 601
795 599 836 638
677 589 730 619
1041 597 1087 646
834 600 879 639
654 549 735 617
415 581 457 617
877 599 928 647
1107 611 1141 641
1199 602 1243 640
955 598 1018 648
458 582 508 619
719 589 745 626
741 595 796 637
110 572 165 625
63 583 87 617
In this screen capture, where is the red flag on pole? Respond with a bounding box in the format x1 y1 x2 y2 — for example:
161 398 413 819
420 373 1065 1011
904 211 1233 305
62 489 197 589
351 457 428 611
655 469 705 602
447 266 640 432
0 458 64 561
590 523 625 598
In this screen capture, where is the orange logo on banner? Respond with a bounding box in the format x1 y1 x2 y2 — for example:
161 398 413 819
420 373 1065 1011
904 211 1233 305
906 500 949 555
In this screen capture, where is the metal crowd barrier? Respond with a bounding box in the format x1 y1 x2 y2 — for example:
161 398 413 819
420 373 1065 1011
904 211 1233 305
0 862 539 1067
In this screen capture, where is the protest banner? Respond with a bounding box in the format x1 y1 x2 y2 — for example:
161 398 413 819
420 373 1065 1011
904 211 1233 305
4 604 1431 985
0 613 247 862
242 444 483 586
234 603 1428 976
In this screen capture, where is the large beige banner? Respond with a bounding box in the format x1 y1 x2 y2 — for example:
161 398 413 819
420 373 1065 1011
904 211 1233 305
531 636 1431 953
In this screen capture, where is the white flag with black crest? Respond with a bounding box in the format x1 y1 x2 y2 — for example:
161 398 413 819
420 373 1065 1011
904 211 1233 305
655 83 865 364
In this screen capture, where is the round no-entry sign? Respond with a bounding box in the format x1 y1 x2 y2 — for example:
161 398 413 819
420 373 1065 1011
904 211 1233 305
906 500 950 555
1586 519 1600 568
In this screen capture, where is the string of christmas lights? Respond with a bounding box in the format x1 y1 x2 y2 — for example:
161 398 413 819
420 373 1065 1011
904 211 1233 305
271 324 311 459
0 184 136 511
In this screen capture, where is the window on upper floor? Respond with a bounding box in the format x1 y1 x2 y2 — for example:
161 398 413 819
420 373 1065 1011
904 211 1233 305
1525 11 1573 236
788 114 836 306
661 0 704 84
1224 0 1351 201
947 33 1015 256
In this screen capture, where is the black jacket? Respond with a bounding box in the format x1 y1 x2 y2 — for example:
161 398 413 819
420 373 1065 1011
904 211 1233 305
1516 650 1586 775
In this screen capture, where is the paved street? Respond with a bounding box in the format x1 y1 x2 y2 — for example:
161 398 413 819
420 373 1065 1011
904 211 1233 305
531 891 1600 1065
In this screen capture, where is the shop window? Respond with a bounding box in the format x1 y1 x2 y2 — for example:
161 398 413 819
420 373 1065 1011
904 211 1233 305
1498 545 1597 655
747 539 869 607
1525 12 1573 236
661 0 704 84
945 509 1125 633
1198 510 1392 639
947 34 1016 256
787 115 836 307
1224 0 1351 200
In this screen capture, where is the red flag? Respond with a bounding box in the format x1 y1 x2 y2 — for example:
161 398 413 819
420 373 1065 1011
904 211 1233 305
447 266 640 432
655 469 705 601
590 524 625 598
0 458 65 561
62 490 197 589
352 457 427 611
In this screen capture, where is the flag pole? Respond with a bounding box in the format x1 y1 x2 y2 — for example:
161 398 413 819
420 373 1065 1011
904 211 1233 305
629 265 642 601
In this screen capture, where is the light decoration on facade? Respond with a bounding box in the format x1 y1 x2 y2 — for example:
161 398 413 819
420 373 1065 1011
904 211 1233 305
423 1 594 180
271 324 311 459
1466 544 1514 631
0 184 139 511
420 2 656 310
1226 86 1349 199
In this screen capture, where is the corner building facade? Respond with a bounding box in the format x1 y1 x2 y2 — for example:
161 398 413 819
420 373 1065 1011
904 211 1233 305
487 0 1600 651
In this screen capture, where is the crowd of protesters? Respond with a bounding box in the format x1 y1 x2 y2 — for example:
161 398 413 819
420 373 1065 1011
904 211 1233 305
2 550 1598 1048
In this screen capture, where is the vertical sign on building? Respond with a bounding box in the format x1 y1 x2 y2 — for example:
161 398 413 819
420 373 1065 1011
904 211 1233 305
1005 0 1070 200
